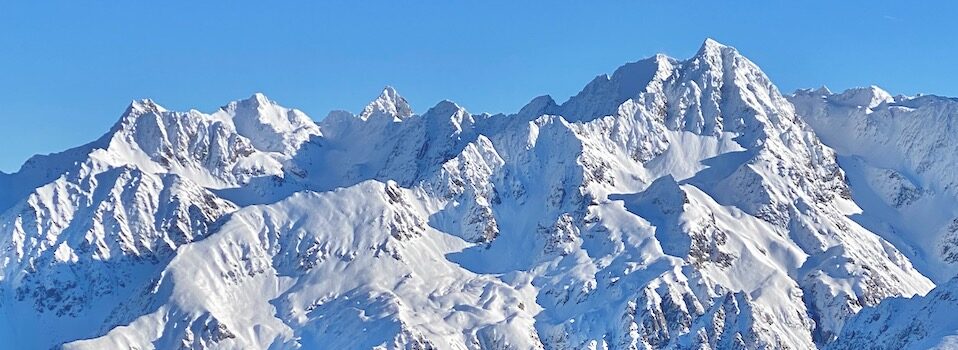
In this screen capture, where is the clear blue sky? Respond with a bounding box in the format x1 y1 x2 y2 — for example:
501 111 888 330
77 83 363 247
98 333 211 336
1 1 955 172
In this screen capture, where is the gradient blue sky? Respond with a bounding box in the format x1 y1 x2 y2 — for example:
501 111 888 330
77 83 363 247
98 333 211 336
1 1 955 172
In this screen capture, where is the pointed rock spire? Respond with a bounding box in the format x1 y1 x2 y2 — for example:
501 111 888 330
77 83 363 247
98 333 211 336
689 38 744 69
696 38 734 56
360 86 413 121
112 98 168 133
127 98 167 115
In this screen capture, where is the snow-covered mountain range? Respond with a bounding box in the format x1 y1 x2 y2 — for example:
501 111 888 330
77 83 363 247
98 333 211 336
1 39 956 349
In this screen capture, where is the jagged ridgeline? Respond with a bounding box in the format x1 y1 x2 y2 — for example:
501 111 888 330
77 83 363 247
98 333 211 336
1 39 957 350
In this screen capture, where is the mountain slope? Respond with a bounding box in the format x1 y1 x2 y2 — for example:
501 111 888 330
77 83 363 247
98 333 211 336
0 94 317 349
64 181 542 350
792 87 958 282
827 277 958 350
791 85 958 350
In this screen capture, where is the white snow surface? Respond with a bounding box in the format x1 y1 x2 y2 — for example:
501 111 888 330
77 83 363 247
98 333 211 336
790 87 958 349
0 39 950 349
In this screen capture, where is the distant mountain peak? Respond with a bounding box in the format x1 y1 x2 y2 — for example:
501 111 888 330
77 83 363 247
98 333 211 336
240 92 272 107
689 38 750 73
692 38 749 68
425 100 464 116
127 98 167 115
697 37 733 54
822 85 894 109
517 95 559 119
555 54 672 121
360 86 413 121
222 92 282 113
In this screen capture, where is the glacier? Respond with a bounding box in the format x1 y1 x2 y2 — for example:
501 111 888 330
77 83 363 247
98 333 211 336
0 38 955 349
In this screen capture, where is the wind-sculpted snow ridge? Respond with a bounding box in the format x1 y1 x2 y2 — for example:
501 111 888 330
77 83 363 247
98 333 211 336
0 38 946 349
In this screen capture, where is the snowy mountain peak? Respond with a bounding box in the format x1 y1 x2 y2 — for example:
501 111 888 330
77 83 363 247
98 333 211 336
112 98 171 133
690 38 751 72
425 99 464 116
608 54 673 91
556 54 673 121
689 38 755 75
831 85 894 109
217 93 320 154
228 92 274 110
249 91 270 104
697 37 734 56
360 86 413 121
222 92 288 113
126 98 167 115
793 85 895 110
517 94 559 119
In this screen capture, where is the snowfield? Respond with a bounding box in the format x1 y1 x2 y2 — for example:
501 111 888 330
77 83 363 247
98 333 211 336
1 39 957 349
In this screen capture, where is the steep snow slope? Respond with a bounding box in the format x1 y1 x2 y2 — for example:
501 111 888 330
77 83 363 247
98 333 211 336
64 181 542 350
0 39 943 349
0 166 236 349
790 86 958 350
791 88 958 282
827 277 958 350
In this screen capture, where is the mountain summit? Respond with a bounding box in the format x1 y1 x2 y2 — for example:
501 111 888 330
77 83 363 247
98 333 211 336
0 39 956 350
360 86 414 121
